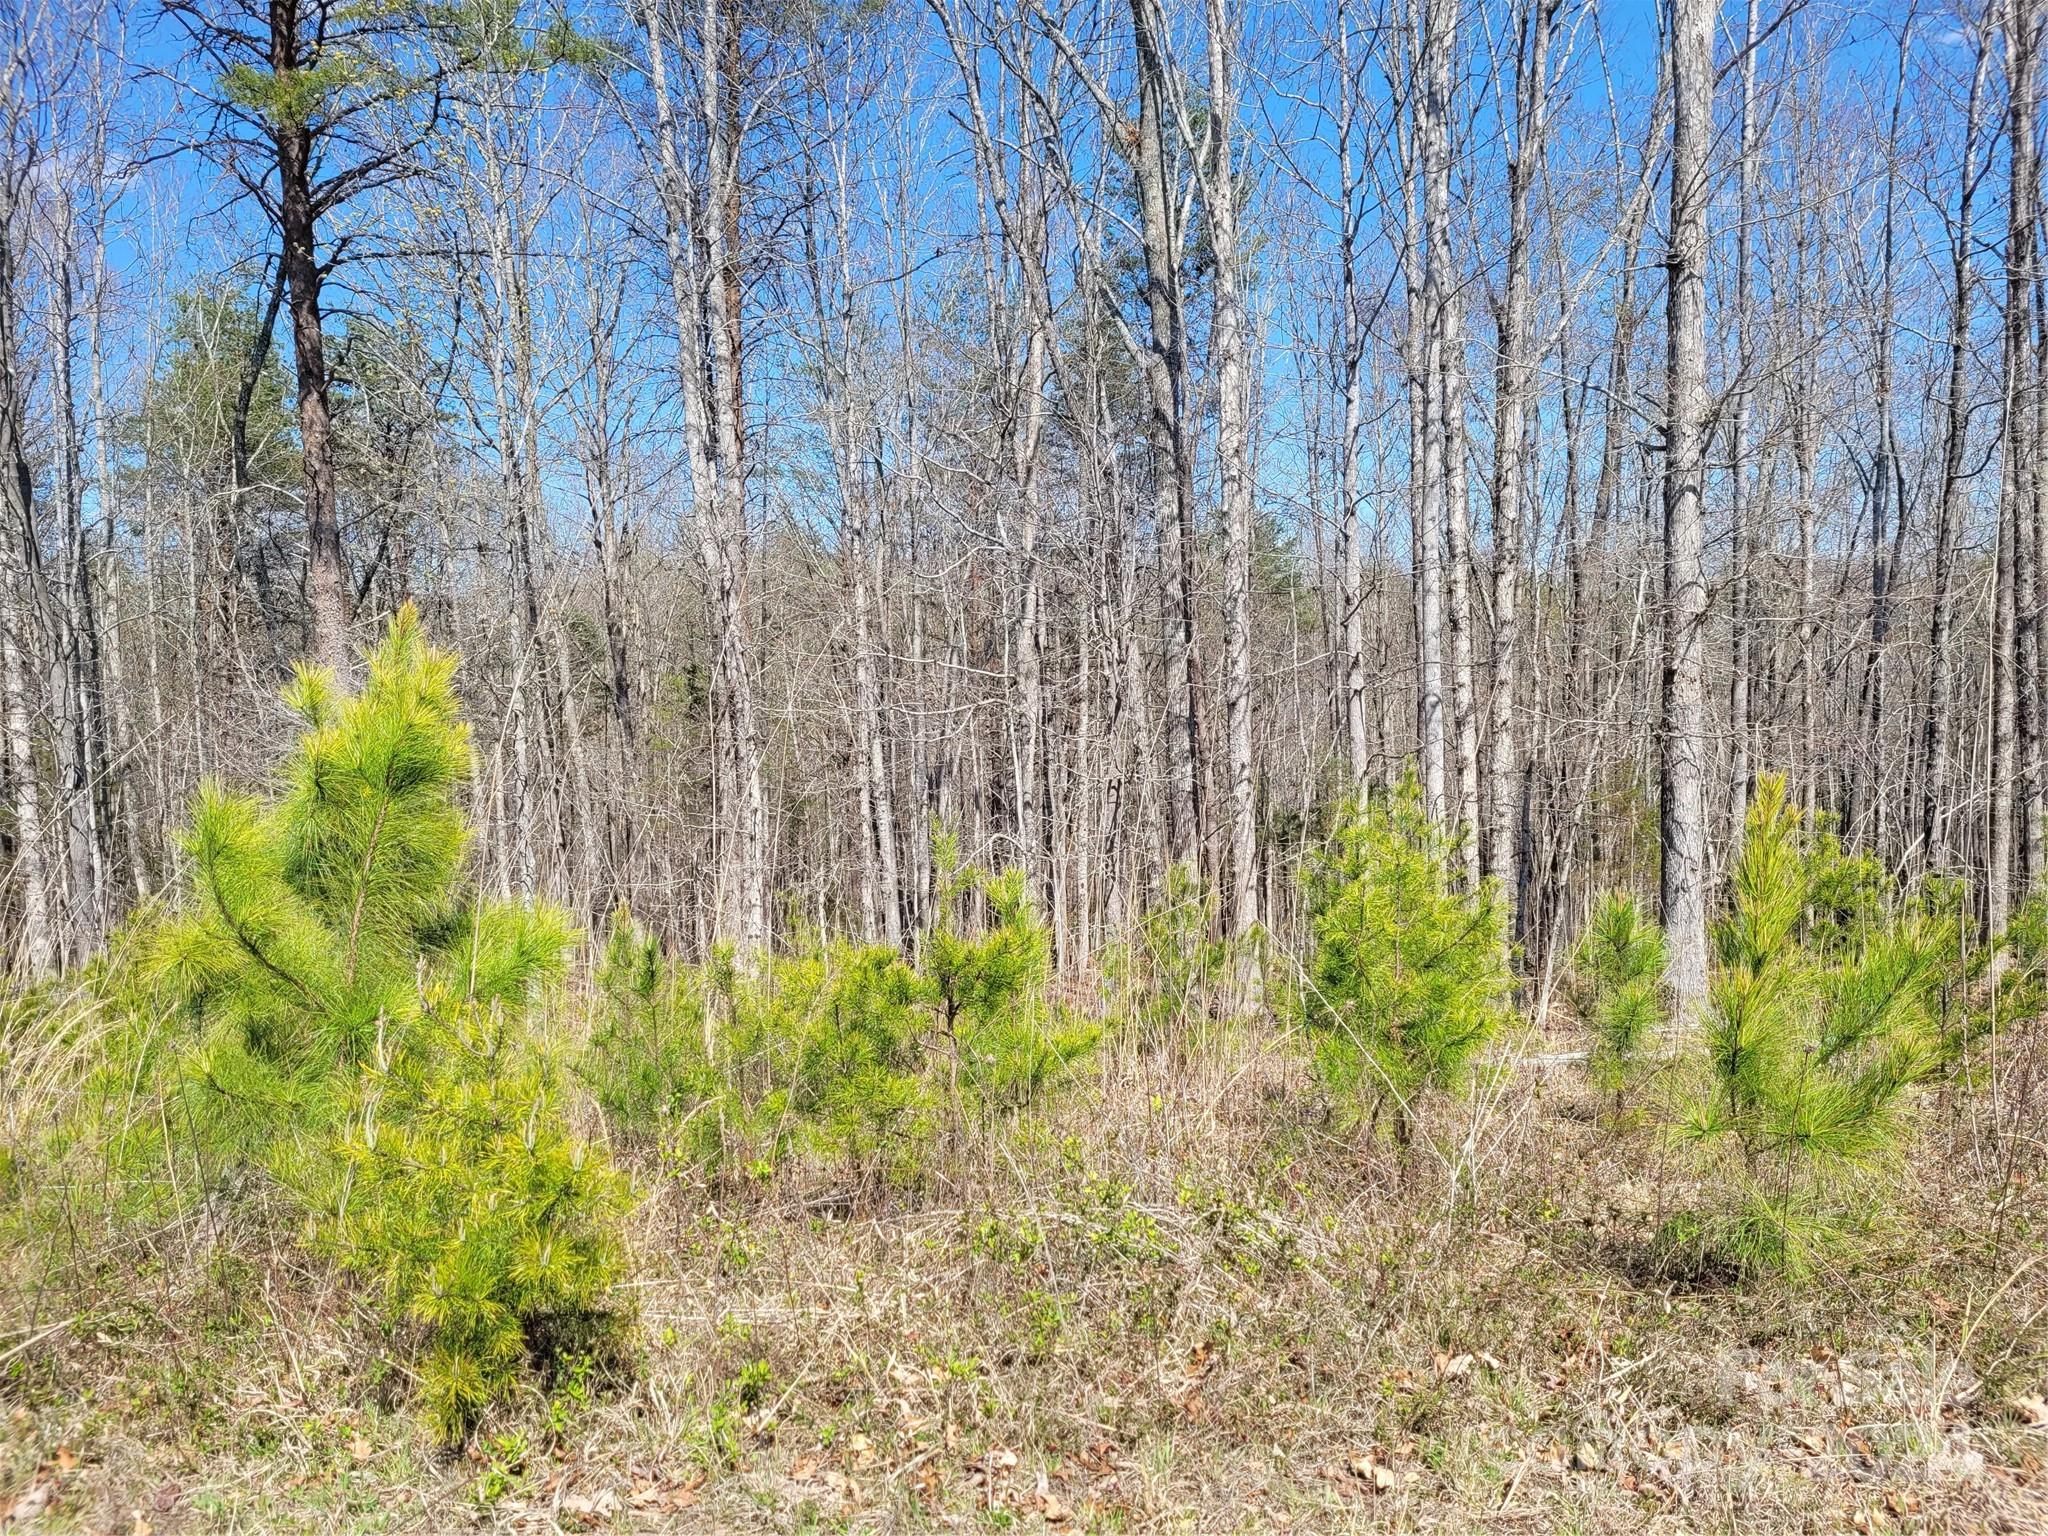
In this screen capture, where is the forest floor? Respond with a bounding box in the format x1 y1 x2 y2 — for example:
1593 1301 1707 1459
6 1026 2048 1535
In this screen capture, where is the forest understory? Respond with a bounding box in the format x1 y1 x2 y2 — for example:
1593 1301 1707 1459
6 1023 2048 1535
2 616 2046 1536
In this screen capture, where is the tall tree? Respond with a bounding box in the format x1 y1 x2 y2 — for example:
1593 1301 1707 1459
163 0 454 673
1660 0 1712 1013
1484 0 1561 930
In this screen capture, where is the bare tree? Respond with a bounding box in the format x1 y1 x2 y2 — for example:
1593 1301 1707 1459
1660 0 1713 1013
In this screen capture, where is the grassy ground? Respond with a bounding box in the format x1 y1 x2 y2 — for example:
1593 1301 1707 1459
5 1024 2048 1535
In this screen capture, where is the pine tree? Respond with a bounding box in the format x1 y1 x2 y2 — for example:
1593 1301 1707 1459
1571 891 1666 1112
580 832 1093 1186
152 607 629 1440
924 830 1096 1120
1669 774 1941 1277
1301 777 1513 1148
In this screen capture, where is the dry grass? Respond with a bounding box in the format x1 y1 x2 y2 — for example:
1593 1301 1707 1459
5 1013 2048 1534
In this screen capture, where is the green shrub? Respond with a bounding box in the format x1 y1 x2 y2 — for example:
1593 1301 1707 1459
294 993 630 1442
781 942 932 1177
1668 774 1942 1278
142 607 631 1441
1102 863 1227 1050
1941 892 2048 1074
925 832 1096 1119
1570 891 1665 1109
582 909 725 1153
583 914 930 1184
580 833 1092 1184
153 609 576 1141
1301 777 1513 1147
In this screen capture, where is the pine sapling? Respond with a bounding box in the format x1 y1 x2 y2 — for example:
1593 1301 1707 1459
1571 891 1666 1115
149 607 630 1440
1669 775 1942 1278
1301 776 1513 1150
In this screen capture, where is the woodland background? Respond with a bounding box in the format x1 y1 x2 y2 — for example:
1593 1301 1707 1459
1 0 2036 995
11 3 2048 1529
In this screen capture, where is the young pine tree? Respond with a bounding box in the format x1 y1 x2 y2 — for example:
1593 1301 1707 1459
1301 777 1513 1148
1571 891 1666 1112
583 911 934 1188
923 830 1097 1120
152 607 629 1441
1670 774 1942 1278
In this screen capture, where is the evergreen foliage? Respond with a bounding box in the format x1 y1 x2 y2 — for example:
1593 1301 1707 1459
584 914 930 1183
153 607 571 1129
1667 775 1942 1278
1103 863 1233 1051
584 909 723 1148
147 608 630 1441
1571 891 1666 1108
580 832 1092 1187
1301 777 1513 1147
924 830 1096 1119
296 994 629 1442
1937 891 2048 1074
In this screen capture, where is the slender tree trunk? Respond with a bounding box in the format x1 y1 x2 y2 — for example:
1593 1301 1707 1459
270 0 350 674
1660 0 1712 1014
1992 0 2038 932
1129 0 1202 872
0 197 50 975
1334 6 1372 794
1924 41 1990 870
1486 0 1555 928
1726 0 1760 846
1203 0 1259 937
45 238 108 960
1411 0 1449 825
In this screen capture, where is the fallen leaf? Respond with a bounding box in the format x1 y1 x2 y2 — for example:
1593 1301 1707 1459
560 1487 620 1520
2012 1393 2048 1428
350 1434 372 1464
1346 1454 1397 1493
5 1480 56 1524
131 1514 154 1536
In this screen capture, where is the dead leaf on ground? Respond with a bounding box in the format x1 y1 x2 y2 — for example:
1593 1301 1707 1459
4 1477 57 1525
1433 1351 1473 1380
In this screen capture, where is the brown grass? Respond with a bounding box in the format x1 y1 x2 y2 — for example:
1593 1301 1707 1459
4 1011 2048 1534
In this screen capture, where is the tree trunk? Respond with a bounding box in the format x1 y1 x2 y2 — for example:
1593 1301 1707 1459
1486 0 1556 929
271 0 350 675
1924 39 1991 870
1660 0 1712 1015
1129 0 1202 874
0 198 51 975
1204 0 1258 938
